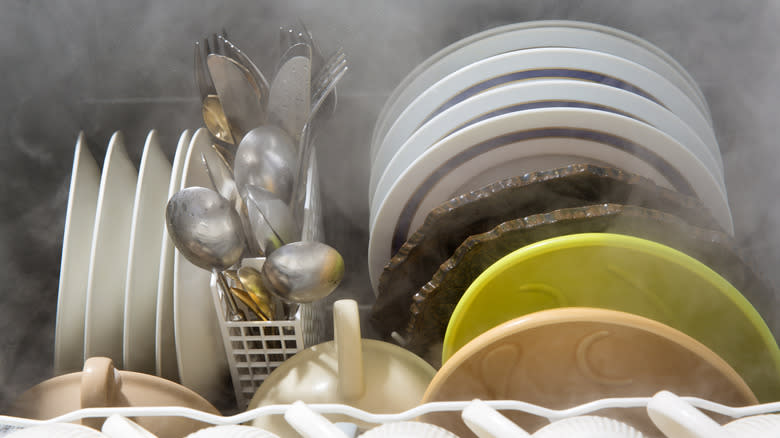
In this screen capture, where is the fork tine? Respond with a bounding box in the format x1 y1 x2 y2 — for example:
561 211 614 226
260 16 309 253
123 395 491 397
311 62 347 114
194 40 216 99
311 51 346 92
313 58 346 95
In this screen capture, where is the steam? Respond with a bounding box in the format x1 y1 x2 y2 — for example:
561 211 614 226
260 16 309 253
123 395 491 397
2 0 780 414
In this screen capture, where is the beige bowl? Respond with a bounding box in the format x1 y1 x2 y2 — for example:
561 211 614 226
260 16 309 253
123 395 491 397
422 308 757 437
9 357 219 438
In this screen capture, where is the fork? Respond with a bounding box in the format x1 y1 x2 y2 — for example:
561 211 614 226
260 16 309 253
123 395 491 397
290 49 348 227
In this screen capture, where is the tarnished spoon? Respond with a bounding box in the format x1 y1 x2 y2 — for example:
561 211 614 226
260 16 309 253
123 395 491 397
234 125 297 205
237 266 276 320
244 184 297 250
230 287 271 321
165 187 246 321
201 94 234 144
200 150 262 257
207 53 266 142
261 241 344 304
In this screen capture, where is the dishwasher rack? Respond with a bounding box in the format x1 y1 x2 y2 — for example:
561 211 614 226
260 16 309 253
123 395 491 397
2 396 780 432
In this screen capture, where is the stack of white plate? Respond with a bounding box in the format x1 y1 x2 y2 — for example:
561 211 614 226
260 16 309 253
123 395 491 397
367 20 732 293
53 128 229 404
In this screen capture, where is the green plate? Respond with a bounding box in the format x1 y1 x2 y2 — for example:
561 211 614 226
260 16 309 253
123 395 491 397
442 233 780 402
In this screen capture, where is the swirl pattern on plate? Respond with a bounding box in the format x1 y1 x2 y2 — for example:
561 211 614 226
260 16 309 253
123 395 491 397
369 164 722 340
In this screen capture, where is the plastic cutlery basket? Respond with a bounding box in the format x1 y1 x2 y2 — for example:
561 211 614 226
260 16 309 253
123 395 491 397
210 150 329 408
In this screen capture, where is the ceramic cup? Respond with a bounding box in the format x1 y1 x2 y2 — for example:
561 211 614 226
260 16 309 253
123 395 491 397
532 416 646 438
460 400 530 438
249 299 436 436
184 425 280 438
646 391 730 438
723 414 780 437
8 357 219 438
359 421 461 438
4 423 107 438
101 415 157 438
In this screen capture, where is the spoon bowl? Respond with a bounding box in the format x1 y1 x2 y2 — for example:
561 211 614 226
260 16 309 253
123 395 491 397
165 187 246 270
261 241 345 303
166 186 247 320
234 125 298 205
244 184 298 253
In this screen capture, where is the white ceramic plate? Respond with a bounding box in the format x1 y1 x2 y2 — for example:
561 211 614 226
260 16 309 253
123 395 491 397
122 130 172 374
173 127 229 402
155 129 191 380
370 79 723 211
368 108 733 292
371 20 709 160
83 132 138 367
374 47 715 196
53 132 100 375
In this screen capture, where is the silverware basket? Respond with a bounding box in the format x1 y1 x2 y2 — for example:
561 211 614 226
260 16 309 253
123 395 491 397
210 149 329 408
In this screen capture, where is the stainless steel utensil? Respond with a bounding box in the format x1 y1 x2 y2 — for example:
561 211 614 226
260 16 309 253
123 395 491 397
244 184 297 250
267 42 312 141
290 51 348 228
260 241 344 304
201 94 234 144
237 266 276 320
207 53 266 142
220 35 271 106
244 189 286 256
233 125 297 205
200 149 262 257
165 187 246 321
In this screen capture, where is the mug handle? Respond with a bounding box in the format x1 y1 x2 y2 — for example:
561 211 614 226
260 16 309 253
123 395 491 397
333 299 364 400
80 357 121 429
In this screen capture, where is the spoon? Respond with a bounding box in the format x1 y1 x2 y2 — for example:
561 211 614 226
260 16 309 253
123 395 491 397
261 241 345 304
207 53 266 142
200 150 262 257
237 266 276 319
243 184 297 252
201 95 234 144
268 42 312 141
165 186 245 321
233 125 298 205
230 286 271 321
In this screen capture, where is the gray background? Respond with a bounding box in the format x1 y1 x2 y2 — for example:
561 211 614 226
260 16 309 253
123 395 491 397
2 0 780 412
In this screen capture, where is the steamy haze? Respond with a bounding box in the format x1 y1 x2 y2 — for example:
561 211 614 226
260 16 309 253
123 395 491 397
1 0 779 415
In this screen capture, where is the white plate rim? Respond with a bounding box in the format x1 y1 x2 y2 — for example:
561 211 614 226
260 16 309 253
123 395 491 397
154 129 192 380
173 127 229 402
368 107 732 291
373 47 715 196
83 131 138 367
371 20 710 162
53 132 100 375
370 78 723 211
122 130 172 373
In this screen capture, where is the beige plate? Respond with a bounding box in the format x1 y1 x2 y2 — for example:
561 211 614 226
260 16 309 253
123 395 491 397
421 307 757 438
